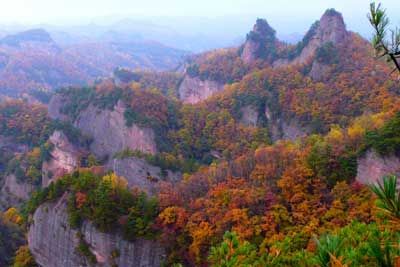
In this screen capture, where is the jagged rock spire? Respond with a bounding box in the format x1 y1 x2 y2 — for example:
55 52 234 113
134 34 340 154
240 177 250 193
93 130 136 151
241 18 277 64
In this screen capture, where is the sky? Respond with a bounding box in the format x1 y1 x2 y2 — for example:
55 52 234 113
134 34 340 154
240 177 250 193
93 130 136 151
1 0 398 25
0 0 399 49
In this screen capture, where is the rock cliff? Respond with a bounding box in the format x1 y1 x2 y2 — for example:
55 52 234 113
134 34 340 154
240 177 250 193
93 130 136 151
108 157 181 195
178 75 224 104
75 101 157 159
240 105 259 127
241 18 278 65
274 9 348 68
0 174 34 210
357 149 400 187
28 194 165 267
48 95 158 159
42 130 81 187
264 105 309 142
47 93 71 121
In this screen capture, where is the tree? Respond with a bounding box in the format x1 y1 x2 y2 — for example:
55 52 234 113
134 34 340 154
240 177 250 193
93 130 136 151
208 231 260 267
368 2 400 74
13 246 37 267
369 175 400 222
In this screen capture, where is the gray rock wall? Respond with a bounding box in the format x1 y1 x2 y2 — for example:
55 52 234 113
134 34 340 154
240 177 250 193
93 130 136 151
178 75 224 104
108 157 181 196
42 130 80 187
74 101 157 159
28 194 165 267
357 149 400 187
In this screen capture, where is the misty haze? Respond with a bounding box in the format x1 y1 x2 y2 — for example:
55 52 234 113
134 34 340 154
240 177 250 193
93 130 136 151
0 1 399 267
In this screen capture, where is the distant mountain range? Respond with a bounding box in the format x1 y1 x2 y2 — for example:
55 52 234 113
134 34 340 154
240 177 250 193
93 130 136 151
0 28 188 95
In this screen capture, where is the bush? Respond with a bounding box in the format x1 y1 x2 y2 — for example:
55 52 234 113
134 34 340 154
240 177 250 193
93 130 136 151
365 112 400 155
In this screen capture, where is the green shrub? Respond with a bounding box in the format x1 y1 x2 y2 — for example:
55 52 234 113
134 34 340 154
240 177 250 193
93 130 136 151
365 112 400 155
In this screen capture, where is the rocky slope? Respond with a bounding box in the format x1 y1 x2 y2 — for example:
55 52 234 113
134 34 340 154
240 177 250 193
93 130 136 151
28 194 165 267
108 157 181 195
241 18 278 65
0 174 34 210
41 131 81 187
357 149 400 187
49 98 157 159
273 9 348 68
178 9 349 105
178 75 224 104
75 101 157 159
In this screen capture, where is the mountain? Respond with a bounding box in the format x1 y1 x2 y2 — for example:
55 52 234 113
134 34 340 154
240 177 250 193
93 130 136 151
0 28 188 95
0 8 400 267
0 29 55 47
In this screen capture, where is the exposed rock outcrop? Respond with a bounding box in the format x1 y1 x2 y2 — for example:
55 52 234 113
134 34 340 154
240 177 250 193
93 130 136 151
42 131 81 187
357 149 400 187
178 75 224 104
241 19 277 65
47 93 71 121
108 157 181 195
28 194 165 267
48 95 157 159
240 105 259 127
0 174 34 210
309 61 333 81
74 101 157 159
274 9 348 68
265 105 309 142
0 135 28 154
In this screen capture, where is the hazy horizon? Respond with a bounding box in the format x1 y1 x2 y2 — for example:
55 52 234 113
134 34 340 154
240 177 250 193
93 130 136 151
1 0 399 52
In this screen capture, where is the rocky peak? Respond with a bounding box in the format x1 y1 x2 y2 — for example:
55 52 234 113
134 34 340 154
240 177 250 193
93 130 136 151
252 19 276 38
241 18 277 64
273 9 348 68
318 9 347 44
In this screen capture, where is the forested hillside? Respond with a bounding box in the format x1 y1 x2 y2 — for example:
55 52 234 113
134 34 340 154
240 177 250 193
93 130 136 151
0 7 399 267
0 29 187 95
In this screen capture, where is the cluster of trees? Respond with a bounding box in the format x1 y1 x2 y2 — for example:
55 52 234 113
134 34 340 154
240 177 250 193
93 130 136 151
6 145 52 186
112 68 183 98
0 210 25 266
25 170 159 239
186 48 249 84
0 100 52 146
156 110 400 265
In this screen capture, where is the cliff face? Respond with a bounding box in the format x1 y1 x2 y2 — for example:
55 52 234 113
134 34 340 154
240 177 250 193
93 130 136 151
0 174 34 210
0 135 28 154
28 194 165 267
178 75 224 104
264 105 309 142
75 101 157 159
274 9 347 68
241 18 277 65
48 95 158 159
47 94 71 121
108 157 181 196
357 150 400 186
240 105 259 127
42 131 80 187
0 135 30 210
